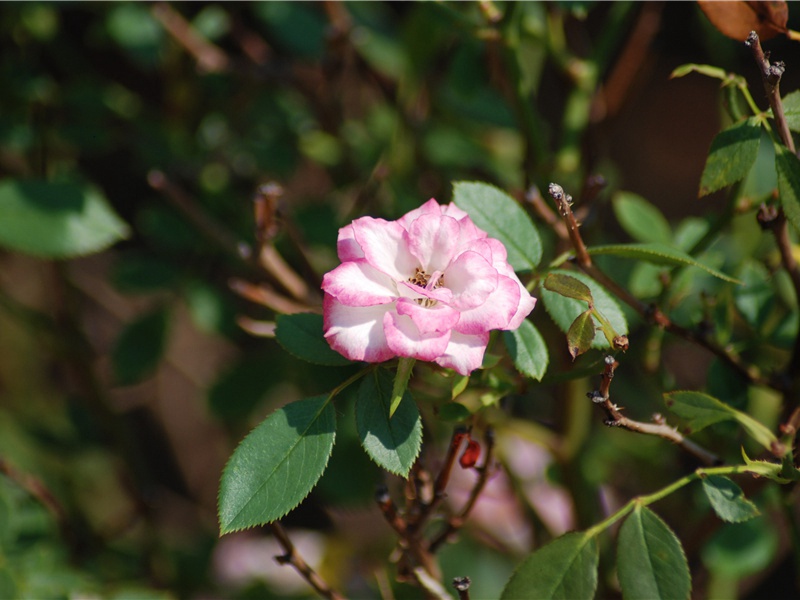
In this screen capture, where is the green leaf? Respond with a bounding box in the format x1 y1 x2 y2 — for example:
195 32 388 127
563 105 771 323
111 307 170 385
275 313 352 366
501 532 598 600
452 181 542 271
544 272 594 304
218 395 336 533
355 369 422 476
670 63 730 82
612 192 672 245
0 180 129 258
664 391 778 450
587 243 740 283
702 475 759 523
503 319 549 381
702 518 778 577
778 90 800 133
617 505 691 600
541 270 628 350
775 144 800 234
567 310 595 360
699 118 761 196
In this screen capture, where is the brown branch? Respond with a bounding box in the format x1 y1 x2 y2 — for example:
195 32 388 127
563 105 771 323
268 522 345 600
0 457 69 534
452 577 472 600
546 182 775 390
428 429 495 553
745 31 795 153
589 356 721 466
152 3 230 73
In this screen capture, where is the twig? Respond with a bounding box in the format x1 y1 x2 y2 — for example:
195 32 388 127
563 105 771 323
452 577 472 600
428 429 495 553
151 3 230 73
268 522 345 600
588 356 721 466
0 457 70 536
545 182 775 390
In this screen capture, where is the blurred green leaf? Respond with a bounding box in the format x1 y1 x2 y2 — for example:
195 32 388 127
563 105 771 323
612 192 672 245
218 395 336 533
501 532 598 600
776 144 800 233
617 505 691 600
107 4 163 67
702 518 778 576
567 310 595 360
670 63 730 82
778 90 800 132
275 313 353 366
503 319 549 381
0 180 129 258
355 369 421 477
702 475 759 523
453 181 542 271
540 270 628 350
111 307 170 385
587 244 740 283
699 118 761 197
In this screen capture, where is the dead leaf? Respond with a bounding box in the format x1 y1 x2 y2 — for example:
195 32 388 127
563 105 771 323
698 0 788 41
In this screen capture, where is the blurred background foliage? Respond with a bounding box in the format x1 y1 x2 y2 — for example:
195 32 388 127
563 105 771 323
2 1 800 598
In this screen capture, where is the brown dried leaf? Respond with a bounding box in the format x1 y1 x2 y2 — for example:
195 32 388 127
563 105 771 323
698 0 787 41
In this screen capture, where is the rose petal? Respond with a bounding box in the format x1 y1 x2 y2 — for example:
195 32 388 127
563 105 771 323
384 311 450 361
337 224 364 261
322 260 397 306
323 295 395 362
395 297 460 335
397 198 443 228
445 250 498 310
455 275 521 334
352 217 418 281
398 280 454 304
406 214 460 272
506 289 537 330
434 331 490 375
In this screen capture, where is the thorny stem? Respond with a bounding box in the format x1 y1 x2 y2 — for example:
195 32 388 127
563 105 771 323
428 429 496 553
452 576 472 600
589 356 721 466
544 183 775 390
268 522 345 600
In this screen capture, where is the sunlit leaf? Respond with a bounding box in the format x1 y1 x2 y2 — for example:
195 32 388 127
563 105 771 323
587 244 740 283
503 319 549 380
544 272 593 304
275 313 353 366
617 505 691 600
702 475 760 523
699 118 761 196
612 192 672 245
501 532 598 599
355 369 421 477
0 180 129 258
218 395 336 533
453 181 542 271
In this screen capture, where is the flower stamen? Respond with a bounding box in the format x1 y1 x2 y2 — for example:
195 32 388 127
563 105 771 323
408 267 444 307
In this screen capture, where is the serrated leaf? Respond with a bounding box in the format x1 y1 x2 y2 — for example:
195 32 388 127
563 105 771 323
218 395 336 533
664 391 778 450
355 369 421 477
275 313 352 366
702 475 759 523
541 270 628 350
567 310 595 360
111 307 170 385
776 144 800 234
501 532 598 600
0 180 129 258
612 192 672 245
671 63 730 81
587 243 740 283
544 272 594 303
452 181 542 271
780 90 800 132
503 319 549 380
699 118 761 196
617 505 691 600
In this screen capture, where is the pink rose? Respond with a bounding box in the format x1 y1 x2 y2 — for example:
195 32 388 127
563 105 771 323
322 199 536 375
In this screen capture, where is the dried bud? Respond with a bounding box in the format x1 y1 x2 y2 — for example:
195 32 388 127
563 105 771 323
613 335 629 352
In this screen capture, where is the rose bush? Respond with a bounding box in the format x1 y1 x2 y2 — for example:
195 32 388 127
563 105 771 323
322 199 536 375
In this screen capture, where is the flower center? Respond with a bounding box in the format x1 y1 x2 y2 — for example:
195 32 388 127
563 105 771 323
408 267 444 307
